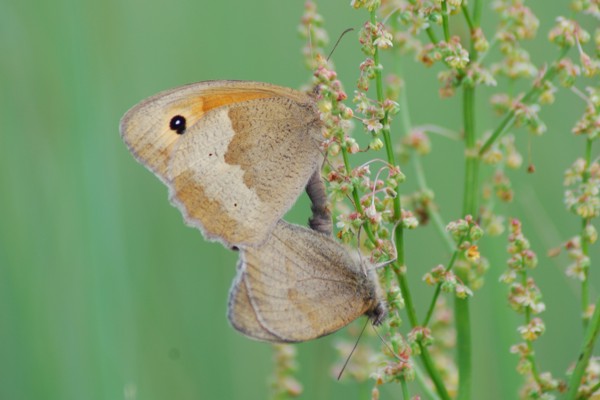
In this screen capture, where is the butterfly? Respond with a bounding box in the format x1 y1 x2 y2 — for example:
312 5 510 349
120 80 386 342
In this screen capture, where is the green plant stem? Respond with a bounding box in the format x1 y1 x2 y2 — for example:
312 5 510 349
454 0 484 392
370 11 405 286
457 83 477 400
455 297 471 400
419 342 451 399
565 294 600 400
479 47 570 156
461 4 474 31
581 138 593 328
462 87 479 217
441 0 450 42
401 378 410 399
472 0 482 26
370 10 450 400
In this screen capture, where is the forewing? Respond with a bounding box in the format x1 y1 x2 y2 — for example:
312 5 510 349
120 81 283 182
168 97 323 246
120 81 323 247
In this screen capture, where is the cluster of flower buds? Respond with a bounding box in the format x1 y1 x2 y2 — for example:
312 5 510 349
298 0 329 71
372 334 415 384
269 344 303 398
572 87 600 138
502 219 545 311
502 219 559 397
423 264 474 299
422 216 483 296
564 157 600 220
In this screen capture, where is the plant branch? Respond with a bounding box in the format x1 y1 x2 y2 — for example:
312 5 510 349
581 137 593 328
461 4 474 32
479 47 571 156
396 63 455 252
456 81 477 400
401 378 410 399
371 9 451 400
565 294 600 399
519 271 544 389
340 140 378 244
422 237 466 327
441 0 450 42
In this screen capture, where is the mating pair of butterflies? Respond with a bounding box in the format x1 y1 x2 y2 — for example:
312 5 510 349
120 80 386 343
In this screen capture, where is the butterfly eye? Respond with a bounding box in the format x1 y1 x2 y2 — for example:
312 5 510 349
169 115 187 134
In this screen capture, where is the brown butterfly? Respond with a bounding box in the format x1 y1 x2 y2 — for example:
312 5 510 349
120 80 386 342
120 80 325 248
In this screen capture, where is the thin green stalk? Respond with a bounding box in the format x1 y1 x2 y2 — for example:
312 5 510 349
401 378 410 399
441 0 450 42
455 297 472 400
430 203 455 252
370 9 415 330
419 343 452 400
425 27 439 44
340 136 378 244
394 262 449 400
412 155 455 251
565 294 600 399
462 87 478 217
455 0 483 392
472 0 482 26
396 56 455 252
585 381 600 398
422 236 466 327
457 83 477 400
581 138 593 328
519 271 544 390
479 47 571 156
414 363 442 400
461 4 474 32
370 10 451 400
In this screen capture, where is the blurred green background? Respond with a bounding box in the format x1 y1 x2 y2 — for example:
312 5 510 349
1 0 598 399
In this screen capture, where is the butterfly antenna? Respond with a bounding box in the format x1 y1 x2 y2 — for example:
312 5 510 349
337 318 369 380
327 28 354 62
371 324 398 360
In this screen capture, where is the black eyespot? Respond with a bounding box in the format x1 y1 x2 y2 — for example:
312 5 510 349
169 115 186 134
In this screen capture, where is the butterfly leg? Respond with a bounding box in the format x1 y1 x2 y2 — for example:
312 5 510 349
305 169 332 236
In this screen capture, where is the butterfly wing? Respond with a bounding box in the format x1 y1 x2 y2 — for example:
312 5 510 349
228 221 379 343
227 259 281 342
120 81 324 247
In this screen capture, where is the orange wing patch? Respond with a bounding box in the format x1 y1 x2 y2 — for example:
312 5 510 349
167 90 276 129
